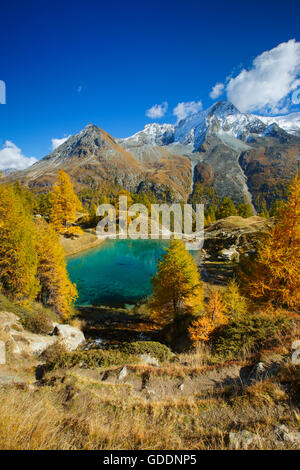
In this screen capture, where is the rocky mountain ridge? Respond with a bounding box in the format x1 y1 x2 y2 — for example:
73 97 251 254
6 101 300 209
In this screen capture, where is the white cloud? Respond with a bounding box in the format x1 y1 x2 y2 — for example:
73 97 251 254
146 101 168 119
226 39 300 113
51 136 71 151
209 83 224 99
0 141 37 171
173 100 203 121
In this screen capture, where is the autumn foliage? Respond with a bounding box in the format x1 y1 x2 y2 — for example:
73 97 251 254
0 175 79 318
0 183 39 301
150 239 203 324
240 174 300 310
50 170 83 235
189 290 228 344
36 220 78 318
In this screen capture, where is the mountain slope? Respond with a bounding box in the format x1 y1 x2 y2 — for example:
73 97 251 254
118 101 300 208
8 124 191 200
6 101 300 209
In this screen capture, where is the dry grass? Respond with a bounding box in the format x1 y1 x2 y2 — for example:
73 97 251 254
67 317 86 331
0 340 299 450
0 358 299 450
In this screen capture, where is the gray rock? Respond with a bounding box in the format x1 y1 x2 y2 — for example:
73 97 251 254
0 374 25 386
52 323 85 352
249 361 267 381
229 430 261 449
118 366 128 381
0 311 20 328
145 389 156 399
219 246 239 261
11 331 56 355
291 339 300 350
139 353 159 367
275 425 300 446
292 349 300 365
256 362 266 372
0 311 85 357
0 340 6 365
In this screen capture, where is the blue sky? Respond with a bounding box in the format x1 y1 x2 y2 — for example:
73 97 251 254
0 0 300 167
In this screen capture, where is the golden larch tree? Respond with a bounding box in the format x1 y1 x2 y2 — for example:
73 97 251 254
150 239 203 324
50 170 83 235
0 183 39 301
222 279 247 318
36 219 78 318
189 290 228 344
240 174 300 309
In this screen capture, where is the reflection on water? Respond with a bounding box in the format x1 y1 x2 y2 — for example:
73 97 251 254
67 239 169 307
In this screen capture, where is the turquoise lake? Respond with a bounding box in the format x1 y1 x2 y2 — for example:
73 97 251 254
67 239 169 307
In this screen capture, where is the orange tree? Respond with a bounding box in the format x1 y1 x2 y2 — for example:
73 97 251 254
189 290 228 344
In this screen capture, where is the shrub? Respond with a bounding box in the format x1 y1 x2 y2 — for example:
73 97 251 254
212 311 294 359
278 364 300 402
21 305 54 334
41 341 68 363
0 293 58 334
46 349 138 370
118 341 173 362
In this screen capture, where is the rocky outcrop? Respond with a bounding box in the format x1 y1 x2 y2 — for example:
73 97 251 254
0 311 85 358
202 215 273 261
52 323 85 351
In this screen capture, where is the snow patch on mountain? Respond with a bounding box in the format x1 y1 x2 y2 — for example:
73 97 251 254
256 112 300 136
121 123 175 146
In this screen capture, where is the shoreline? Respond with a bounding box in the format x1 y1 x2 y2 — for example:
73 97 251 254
60 231 106 256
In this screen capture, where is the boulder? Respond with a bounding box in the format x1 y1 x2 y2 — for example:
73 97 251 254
291 339 300 350
0 374 26 386
0 340 6 365
0 311 56 355
218 246 239 261
10 331 56 355
275 425 300 446
0 311 85 357
118 366 128 381
52 323 85 351
292 349 300 365
229 430 261 450
0 311 20 328
139 353 159 366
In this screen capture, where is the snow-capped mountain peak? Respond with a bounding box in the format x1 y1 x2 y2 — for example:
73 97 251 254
121 100 300 151
120 122 175 146
173 100 300 150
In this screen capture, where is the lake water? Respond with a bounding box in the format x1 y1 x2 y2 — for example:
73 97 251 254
67 239 169 307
